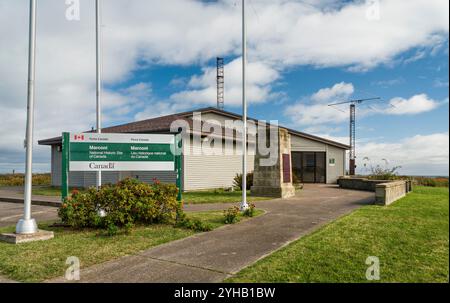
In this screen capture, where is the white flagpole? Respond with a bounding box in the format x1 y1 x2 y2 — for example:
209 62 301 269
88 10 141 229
16 0 38 234
240 0 249 211
96 0 102 189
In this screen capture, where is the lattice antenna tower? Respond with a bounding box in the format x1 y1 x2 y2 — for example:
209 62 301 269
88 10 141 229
217 57 225 110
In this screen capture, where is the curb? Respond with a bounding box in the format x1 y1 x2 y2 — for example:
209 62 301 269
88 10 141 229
0 197 61 208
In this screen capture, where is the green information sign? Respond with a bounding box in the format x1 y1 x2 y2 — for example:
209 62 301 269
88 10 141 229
69 143 173 163
61 132 182 202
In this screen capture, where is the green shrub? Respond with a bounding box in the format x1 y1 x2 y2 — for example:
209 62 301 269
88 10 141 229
107 224 119 237
58 178 179 232
174 205 212 232
361 158 401 181
224 206 240 224
176 217 213 232
233 173 254 191
367 165 401 181
243 204 256 218
58 189 100 229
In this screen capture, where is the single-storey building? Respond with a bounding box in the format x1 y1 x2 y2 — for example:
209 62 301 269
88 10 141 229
39 107 349 191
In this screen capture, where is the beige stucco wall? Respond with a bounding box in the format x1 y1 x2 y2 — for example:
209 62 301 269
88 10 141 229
291 135 327 152
326 145 346 184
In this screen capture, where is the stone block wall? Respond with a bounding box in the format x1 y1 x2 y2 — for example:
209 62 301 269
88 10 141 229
375 181 407 206
251 128 296 198
339 177 412 206
338 177 390 192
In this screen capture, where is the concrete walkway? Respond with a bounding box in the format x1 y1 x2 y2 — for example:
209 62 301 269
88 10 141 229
50 185 375 283
0 202 58 228
0 187 61 208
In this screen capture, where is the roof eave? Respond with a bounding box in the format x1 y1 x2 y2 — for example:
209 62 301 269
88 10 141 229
38 107 350 150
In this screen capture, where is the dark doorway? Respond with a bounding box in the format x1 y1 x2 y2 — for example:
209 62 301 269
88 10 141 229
292 152 326 184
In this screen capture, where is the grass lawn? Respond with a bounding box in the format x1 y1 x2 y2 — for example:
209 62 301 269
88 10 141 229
227 186 449 283
31 186 87 197
31 186 270 204
0 210 262 283
187 209 264 229
183 190 269 204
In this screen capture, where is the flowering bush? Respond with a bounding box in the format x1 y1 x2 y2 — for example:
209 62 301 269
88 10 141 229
58 178 179 233
223 206 240 224
243 204 256 218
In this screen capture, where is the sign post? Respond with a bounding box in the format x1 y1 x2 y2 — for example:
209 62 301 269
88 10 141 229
175 134 183 202
61 132 70 201
95 0 103 189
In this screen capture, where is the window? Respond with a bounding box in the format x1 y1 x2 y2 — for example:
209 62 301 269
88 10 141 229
329 158 336 166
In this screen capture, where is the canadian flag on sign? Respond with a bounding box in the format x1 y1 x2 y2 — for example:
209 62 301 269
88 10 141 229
74 134 85 141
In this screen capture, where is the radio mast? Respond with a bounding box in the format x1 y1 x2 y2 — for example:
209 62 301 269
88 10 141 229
217 57 225 110
328 97 381 175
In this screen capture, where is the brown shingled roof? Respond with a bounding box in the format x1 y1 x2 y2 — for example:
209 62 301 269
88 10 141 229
38 107 350 150
38 111 193 146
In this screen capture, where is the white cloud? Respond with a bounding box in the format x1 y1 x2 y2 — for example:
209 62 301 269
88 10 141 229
311 82 354 103
310 132 450 176
286 86 443 127
403 49 427 64
243 0 449 69
434 78 449 88
284 82 361 126
385 94 440 115
372 77 405 88
357 133 449 176
285 101 350 126
168 57 280 107
0 0 449 173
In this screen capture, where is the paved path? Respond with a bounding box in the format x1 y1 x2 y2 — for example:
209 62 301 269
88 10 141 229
0 187 61 208
50 185 375 283
0 202 58 228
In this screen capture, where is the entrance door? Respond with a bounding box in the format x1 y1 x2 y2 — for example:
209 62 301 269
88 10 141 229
302 152 316 183
292 152 326 184
314 153 326 183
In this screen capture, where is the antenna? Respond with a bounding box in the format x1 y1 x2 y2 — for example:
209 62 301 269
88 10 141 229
217 57 225 110
328 97 381 175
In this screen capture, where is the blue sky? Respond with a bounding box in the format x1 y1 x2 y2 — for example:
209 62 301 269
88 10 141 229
0 0 448 175
123 49 449 138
